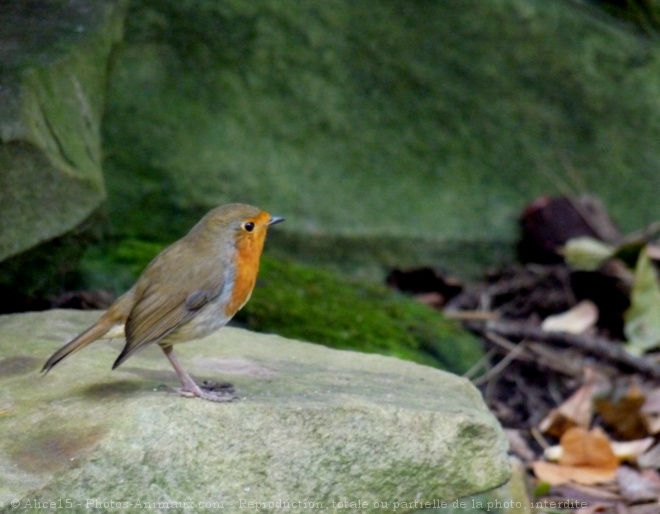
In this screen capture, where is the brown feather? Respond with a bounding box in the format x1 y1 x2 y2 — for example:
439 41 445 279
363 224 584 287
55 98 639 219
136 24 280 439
41 292 135 372
111 214 235 367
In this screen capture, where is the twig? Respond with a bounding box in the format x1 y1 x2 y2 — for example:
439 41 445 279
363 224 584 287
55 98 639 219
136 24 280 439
445 310 498 322
530 426 550 450
525 342 584 378
470 320 660 379
462 347 497 380
472 339 528 386
485 330 530 356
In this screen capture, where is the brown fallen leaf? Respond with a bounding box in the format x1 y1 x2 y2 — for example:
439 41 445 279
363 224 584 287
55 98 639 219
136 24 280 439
540 368 597 437
533 427 619 486
559 427 618 469
532 461 617 486
545 437 654 464
595 384 647 440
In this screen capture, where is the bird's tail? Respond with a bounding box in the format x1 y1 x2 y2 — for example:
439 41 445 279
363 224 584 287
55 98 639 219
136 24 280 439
42 318 121 373
42 290 135 373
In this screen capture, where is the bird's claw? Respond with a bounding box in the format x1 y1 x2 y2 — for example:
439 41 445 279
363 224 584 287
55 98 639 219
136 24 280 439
172 381 237 402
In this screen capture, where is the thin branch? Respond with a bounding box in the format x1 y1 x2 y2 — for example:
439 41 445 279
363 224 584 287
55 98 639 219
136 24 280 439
472 339 528 386
462 347 497 380
467 320 660 379
445 310 498 322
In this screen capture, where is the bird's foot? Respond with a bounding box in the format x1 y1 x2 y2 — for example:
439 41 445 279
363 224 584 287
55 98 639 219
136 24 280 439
173 380 237 402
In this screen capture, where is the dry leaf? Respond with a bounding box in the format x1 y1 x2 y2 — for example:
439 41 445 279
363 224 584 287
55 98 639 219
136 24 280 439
595 385 647 440
532 461 617 486
541 300 599 334
533 427 619 486
559 427 618 470
610 438 655 463
546 437 654 464
540 369 597 437
539 409 577 439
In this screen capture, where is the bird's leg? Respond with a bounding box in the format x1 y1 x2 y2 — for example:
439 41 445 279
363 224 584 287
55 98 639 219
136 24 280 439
161 345 236 402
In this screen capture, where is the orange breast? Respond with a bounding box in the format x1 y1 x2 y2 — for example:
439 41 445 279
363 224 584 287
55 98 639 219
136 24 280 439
225 264 257 316
224 228 267 316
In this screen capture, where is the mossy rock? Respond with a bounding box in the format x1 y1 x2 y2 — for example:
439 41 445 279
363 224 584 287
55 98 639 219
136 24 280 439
102 0 660 281
0 0 127 299
80 240 483 374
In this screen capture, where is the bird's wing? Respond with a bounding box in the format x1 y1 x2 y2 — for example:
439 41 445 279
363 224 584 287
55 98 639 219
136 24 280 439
113 245 230 368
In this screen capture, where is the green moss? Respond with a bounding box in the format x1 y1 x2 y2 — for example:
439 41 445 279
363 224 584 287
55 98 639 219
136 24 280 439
240 257 483 373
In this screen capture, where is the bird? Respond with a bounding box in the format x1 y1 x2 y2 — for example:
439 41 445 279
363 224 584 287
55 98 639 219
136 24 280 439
42 203 284 402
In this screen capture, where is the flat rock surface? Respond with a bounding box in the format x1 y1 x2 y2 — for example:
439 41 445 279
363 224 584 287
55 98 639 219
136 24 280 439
0 310 509 513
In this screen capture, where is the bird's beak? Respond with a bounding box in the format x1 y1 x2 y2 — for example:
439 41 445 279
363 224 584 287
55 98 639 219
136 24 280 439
268 216 285 226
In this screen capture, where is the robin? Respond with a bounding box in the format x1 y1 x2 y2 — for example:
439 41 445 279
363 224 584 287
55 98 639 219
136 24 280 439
42 203 284 402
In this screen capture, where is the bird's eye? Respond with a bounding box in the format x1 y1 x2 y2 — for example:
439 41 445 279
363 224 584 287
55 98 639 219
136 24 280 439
243 221 255 232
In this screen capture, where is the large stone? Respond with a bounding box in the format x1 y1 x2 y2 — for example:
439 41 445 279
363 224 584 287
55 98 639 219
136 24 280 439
0 0 126 294
0 310 509 513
